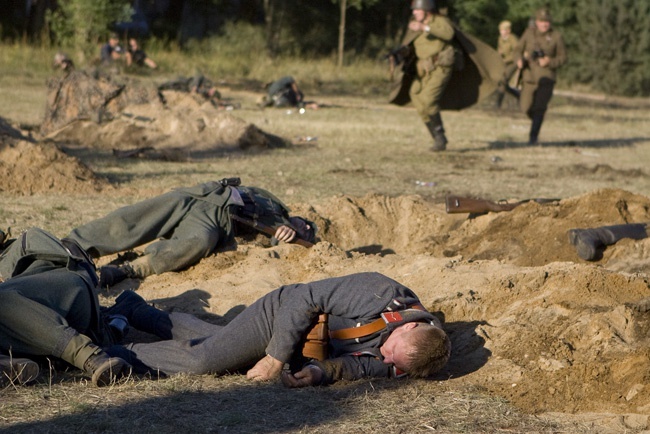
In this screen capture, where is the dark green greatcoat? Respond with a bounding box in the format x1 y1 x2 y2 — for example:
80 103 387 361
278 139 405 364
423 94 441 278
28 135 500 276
389 26 504 110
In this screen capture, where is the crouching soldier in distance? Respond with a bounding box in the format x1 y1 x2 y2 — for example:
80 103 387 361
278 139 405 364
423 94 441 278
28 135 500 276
0 228 131 387
66 178 317 287
105 272 451 386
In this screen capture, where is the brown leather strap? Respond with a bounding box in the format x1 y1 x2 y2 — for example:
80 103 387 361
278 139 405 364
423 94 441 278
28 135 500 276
328 303 427 340
329 318 386 340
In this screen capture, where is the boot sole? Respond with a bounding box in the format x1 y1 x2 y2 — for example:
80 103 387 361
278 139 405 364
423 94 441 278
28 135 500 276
92 358 132 387
568 230 597 261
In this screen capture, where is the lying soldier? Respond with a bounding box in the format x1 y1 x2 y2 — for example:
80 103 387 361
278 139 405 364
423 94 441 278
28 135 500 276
67 178 316 286
106 272 451 386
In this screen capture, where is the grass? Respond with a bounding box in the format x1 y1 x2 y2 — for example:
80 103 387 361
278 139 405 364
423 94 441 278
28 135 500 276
1 373 593 433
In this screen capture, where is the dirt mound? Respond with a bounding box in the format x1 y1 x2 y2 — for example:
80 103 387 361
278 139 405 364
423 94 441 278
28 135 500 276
302 188 650 272
0 137 108 195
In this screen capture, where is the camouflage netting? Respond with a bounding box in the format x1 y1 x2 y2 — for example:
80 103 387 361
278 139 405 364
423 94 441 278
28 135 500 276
42 71 286 157
41 70 159 136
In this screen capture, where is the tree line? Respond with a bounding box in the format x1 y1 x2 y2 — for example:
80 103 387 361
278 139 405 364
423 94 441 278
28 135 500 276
2 0 648 96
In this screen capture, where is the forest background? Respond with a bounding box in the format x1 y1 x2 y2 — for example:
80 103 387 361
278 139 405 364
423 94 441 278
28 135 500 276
1 0 649 97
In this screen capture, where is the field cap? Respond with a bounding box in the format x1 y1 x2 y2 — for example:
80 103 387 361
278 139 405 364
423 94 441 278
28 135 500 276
498 20 511 31
535 8 552 22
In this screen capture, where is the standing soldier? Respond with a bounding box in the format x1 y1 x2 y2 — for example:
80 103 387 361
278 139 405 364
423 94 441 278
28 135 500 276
495 20 519 108
514 8 567 145
406 0 456 152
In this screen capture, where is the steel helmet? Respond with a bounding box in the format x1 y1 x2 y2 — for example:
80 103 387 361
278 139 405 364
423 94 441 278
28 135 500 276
411 0 435 12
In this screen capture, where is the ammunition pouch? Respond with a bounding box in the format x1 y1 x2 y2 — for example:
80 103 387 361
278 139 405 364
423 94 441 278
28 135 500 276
416 55 438 76
436 45 456 68
301 314 329 361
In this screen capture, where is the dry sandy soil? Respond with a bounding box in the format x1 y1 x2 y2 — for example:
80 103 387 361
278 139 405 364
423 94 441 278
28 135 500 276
2 73 650 432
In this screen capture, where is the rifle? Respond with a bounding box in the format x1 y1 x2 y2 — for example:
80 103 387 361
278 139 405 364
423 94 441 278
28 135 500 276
445 195 560 214
229 214 314 248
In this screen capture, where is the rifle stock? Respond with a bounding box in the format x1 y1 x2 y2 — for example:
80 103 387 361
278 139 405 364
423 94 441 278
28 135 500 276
230 214 314 248
445 195 560 214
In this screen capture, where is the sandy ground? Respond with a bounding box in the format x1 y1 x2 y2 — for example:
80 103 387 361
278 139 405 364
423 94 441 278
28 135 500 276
2 84 650 431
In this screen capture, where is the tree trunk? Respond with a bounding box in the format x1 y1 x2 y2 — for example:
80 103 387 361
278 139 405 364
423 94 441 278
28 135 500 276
264 0 286 57
337 0 347 67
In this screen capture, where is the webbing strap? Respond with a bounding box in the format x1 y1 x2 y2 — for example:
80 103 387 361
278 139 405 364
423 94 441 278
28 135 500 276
328 303 426 340
329 318 385 340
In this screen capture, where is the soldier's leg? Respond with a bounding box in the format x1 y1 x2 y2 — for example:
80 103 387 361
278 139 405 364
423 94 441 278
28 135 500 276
108 293 276 375
136 199 222 276
528 78 555 144
410 67 453 151
0 289 128 386
67 192 193 258
568 223 648 261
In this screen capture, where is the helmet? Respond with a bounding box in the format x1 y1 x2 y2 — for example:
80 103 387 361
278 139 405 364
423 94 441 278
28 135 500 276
411 0 436 12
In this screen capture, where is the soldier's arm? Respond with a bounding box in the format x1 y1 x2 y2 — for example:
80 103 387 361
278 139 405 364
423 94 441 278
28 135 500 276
264 273 406 363
427 15 455 41
548 33 567 70
304 355 392 385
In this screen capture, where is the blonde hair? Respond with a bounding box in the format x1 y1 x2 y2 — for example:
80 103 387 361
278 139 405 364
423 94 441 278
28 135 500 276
404 324 451 377
498 20 512 31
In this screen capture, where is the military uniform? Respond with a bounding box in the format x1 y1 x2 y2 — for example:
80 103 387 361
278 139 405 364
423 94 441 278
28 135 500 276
408 14 456 151
67 180 311 279
0 228 120 377
108 272 447 384
262 76 304 108
514 22 567 143
496 32 519 102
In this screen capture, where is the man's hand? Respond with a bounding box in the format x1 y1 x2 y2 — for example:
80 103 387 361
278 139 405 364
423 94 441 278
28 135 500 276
538 56 550 68
408 21 425 32
246 354 284 381
281 365 323 388
274 225 296 243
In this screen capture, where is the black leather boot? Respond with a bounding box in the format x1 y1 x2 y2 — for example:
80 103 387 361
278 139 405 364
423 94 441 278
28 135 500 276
425 113 448 152
529 113 544 145
568 223 648 261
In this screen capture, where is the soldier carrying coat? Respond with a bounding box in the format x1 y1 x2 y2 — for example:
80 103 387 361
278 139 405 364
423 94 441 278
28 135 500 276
389 0 504 152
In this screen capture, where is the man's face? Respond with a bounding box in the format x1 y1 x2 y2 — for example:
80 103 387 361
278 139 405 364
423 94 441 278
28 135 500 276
129 39 138 50
380 323 418 371
412 9 426 22
536 19 551 33
109 37 119 47
499 28 511 38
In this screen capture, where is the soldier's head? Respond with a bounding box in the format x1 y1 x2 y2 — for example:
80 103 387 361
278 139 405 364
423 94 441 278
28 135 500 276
53 52 74 71
535 8 552 32
498 20 512 37
289 217 317 244
108 32 120 47
380 322 451 377
411 0 436 20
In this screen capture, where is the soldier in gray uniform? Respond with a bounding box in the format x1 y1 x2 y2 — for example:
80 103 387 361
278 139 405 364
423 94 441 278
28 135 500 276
106 272 451 386
67 178 316 287
0 228 131 387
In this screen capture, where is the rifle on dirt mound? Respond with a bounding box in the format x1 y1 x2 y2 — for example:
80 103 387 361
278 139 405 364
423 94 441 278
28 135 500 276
445 195 560 214
229 214 314 248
